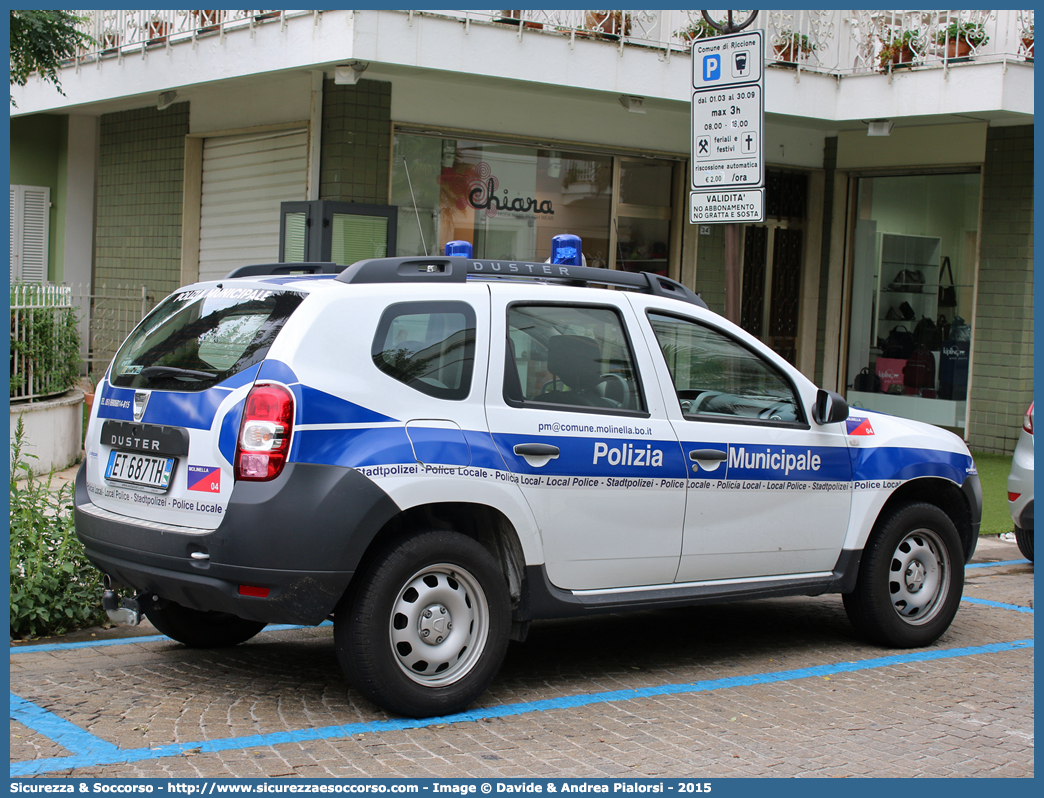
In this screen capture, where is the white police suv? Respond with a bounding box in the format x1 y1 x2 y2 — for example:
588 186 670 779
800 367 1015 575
75 235 982 718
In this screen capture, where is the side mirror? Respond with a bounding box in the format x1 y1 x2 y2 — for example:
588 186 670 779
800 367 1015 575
813 389 849 425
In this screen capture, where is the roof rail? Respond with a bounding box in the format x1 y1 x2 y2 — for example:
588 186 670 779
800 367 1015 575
224 262 340 279
334 256 707 309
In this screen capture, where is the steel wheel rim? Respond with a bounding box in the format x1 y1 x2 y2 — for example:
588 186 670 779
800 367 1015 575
389 563 489 687
889 527 950 624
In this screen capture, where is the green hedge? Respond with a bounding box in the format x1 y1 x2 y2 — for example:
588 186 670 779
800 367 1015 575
10 418 106 639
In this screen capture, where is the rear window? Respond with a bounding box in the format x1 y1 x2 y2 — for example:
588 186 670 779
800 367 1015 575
109 287 306 391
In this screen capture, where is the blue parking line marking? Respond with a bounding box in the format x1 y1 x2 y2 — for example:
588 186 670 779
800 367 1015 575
9 638 1034 777
962 596 1034 613
9 621 332 655
10 693 122 761
965 558 1031 569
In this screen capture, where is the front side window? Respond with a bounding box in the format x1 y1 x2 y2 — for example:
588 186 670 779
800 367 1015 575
505 304 646 414
110 288 306 391
649 312 804 424
372 301 476 400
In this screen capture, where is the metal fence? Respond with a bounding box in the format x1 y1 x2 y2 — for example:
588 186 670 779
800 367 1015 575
10 283 78 402
68 283 151 376
63 9 1034 77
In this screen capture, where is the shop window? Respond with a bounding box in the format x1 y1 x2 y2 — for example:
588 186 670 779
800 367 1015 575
391 133 679 277
740 170 807 364
846 172 980 430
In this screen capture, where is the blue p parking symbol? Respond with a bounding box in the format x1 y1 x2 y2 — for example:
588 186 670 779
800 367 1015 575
703 54 721 81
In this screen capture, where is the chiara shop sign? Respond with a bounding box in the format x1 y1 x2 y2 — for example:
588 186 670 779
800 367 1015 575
469 178 555 217
441 161 554 219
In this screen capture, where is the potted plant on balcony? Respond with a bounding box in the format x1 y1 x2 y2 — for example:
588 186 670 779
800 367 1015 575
1021 23 1033 59
936 21 988 59
191 10 223 34
585 10 632 40
100 28 121 54
497 10 543 30
675 17 717 43
145 13 171 45
878 29 920 71
774 30 816 63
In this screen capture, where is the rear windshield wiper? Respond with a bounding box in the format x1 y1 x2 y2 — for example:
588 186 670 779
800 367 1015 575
138 366 215 382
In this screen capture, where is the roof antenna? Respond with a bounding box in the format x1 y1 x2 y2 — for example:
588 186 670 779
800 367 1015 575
401 156 428 256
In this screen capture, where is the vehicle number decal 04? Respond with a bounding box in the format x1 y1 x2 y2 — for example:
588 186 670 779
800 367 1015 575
105 450 175 491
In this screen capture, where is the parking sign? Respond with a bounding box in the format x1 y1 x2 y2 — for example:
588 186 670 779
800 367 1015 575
691 29 765 221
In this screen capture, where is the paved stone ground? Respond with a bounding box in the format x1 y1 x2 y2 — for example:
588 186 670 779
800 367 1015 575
10 538 1033 779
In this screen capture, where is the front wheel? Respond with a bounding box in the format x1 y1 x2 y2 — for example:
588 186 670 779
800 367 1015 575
1014 525 1034 562
335 530 511 718
843 502 963 648
144 601 267 648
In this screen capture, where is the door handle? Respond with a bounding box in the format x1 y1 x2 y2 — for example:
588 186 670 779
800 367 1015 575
689 448 727 461
513 443 561 457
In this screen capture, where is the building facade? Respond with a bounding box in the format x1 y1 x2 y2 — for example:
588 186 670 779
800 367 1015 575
9 9 1034 453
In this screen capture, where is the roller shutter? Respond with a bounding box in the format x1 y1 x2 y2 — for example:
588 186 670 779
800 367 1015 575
198 129 308 281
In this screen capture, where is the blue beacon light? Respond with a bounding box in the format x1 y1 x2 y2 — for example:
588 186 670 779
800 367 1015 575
445 240 473 258
551 234 583 266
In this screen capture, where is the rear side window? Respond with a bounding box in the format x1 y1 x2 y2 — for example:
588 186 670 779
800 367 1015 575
372 301 476 400
110 287 306 391
505 304 646 414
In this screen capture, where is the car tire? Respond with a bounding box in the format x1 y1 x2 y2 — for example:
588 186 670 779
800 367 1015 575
144 601 267 648
335 530 511 718
1014 525 1034 562
843 502 963 648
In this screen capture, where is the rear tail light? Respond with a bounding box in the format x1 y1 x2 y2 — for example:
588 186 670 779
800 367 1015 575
1024 401 1034 434
235 383 294 481
1008 492 1021 503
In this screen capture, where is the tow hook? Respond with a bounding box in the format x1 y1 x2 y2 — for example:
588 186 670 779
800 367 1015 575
101 585 154 627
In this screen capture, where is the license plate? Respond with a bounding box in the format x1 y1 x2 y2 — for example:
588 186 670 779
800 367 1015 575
105 450 176 492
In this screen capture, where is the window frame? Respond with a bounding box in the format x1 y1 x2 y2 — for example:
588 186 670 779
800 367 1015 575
503 300 651 419
370 300 477 401
646 309 810 430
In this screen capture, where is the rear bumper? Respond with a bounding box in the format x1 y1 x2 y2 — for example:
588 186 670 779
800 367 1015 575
74 461 400 625
1014 499 1034 532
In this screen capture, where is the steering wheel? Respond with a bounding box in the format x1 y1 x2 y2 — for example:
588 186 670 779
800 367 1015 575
599 373 630 409
689 390 724 414
759 402 795 422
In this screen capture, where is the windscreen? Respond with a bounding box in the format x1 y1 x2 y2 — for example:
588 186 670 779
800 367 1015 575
109 286 306 391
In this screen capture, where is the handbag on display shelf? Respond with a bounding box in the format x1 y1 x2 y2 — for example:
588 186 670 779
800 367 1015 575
949 315 971 342
853 367 881 393
914 315 942 350
938 257 958 308
903 346 936 390
887 269 926 293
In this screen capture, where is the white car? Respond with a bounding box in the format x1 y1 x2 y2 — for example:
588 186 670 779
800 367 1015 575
1007 401 1034 561
75 236 982 718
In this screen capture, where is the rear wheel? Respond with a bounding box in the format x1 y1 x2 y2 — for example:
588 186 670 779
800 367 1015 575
1014 525 1034 562
335 530 511 718
144 601 267 648
843 502 963 648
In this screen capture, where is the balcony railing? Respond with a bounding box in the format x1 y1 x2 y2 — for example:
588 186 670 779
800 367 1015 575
63 9 1034 76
